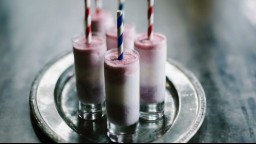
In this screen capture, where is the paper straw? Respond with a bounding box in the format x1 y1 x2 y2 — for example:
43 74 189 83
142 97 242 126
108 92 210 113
95 0 102 13
117 10 124 61
85 0 92 43
119 0 125 21
119 0 125 11
148 0 154 40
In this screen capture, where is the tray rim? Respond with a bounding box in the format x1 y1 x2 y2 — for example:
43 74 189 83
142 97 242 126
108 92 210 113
170 61 206 143
29 52 72 143
29 51 206 143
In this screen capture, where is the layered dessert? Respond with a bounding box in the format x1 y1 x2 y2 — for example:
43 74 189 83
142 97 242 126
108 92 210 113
104 49 140 126
135 33 167 120
73 34 106 112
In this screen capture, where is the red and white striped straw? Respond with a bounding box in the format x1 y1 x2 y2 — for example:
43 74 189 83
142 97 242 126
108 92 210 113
96 0 102 13
85 0 92 43
148 0 154 40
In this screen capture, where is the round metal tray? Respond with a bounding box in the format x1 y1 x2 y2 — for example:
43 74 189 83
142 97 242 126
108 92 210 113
29 52 206 143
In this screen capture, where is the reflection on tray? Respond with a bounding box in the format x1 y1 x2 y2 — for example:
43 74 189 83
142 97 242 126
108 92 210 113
30 53 206 143
56 66 177 143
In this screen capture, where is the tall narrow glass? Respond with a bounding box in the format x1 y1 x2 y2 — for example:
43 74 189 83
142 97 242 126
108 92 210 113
135 33 167 121
73 34 106 120
104 49 140 143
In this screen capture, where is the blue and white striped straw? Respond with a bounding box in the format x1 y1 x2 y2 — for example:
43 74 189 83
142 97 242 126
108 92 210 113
118 0 125 11
118 0 125 21
117 10 124 61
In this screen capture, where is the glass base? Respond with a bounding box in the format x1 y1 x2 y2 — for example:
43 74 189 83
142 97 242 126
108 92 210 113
140 101 165 121
78 102 105 121
107 121 138 143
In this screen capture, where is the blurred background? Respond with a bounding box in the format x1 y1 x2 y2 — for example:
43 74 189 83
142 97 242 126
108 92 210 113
0 0 256 143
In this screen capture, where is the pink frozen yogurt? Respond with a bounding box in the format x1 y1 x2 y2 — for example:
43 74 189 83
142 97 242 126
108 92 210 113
135 33 167 104
104 49 140 126
73 35 106 104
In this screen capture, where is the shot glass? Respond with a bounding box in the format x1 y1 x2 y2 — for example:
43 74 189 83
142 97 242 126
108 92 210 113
104 49 140 143
73 33 106 120
135 33 167 121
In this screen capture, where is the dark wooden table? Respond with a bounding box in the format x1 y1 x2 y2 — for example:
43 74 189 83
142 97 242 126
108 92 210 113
0 0 256 143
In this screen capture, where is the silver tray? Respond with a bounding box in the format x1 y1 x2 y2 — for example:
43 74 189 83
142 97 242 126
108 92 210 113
29 52 206 143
